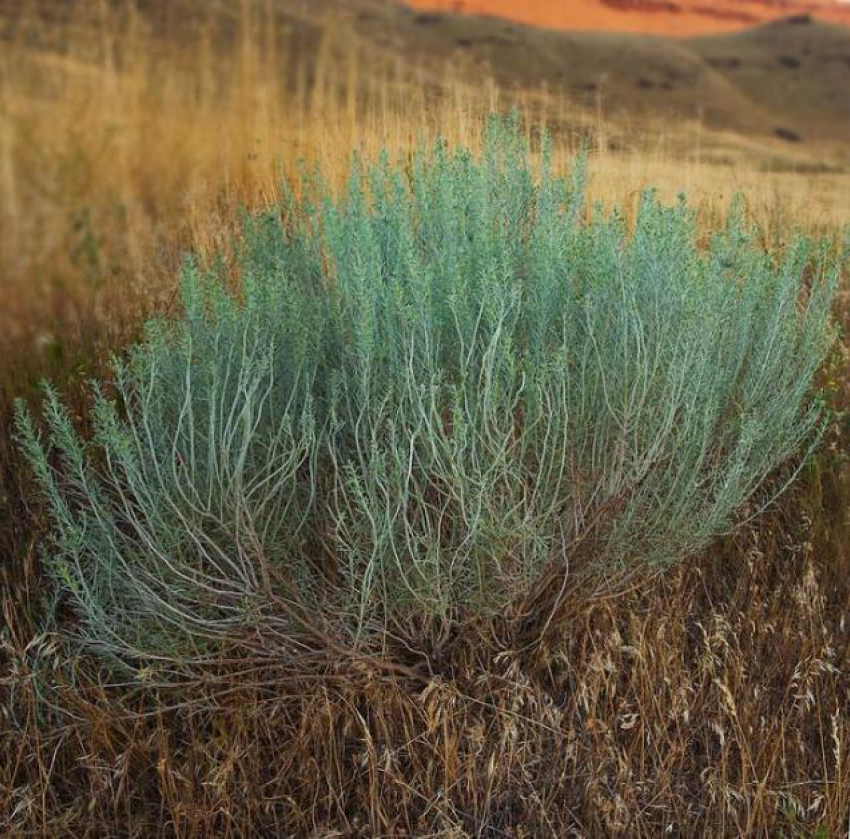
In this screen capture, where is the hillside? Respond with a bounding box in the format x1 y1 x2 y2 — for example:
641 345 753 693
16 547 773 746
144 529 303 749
404 0 850 36
690 17 850 143
357 5 850 153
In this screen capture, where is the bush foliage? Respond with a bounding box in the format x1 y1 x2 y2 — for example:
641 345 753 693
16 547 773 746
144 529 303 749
16 117 838 670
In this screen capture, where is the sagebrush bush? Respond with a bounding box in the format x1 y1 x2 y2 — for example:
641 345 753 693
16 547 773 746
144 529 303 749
16 116 838 671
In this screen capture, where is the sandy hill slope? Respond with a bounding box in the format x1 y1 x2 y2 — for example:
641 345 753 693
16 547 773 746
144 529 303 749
404 0 850 36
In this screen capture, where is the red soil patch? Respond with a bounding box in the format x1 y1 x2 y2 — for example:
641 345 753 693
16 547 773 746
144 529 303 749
403 0 850 36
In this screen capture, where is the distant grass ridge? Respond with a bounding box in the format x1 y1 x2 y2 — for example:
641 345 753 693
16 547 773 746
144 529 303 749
15 116 839 671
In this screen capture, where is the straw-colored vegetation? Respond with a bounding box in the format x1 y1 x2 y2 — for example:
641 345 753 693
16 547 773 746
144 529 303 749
2 2 850 835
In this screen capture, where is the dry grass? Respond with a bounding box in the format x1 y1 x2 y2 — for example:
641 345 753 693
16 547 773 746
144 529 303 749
4 480 849 835
2 1 850 835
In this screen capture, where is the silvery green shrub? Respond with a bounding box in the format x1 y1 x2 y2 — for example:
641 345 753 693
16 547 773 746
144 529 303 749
16 116 838 669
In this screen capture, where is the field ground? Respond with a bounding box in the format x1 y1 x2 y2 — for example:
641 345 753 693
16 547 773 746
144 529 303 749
2 1 850 835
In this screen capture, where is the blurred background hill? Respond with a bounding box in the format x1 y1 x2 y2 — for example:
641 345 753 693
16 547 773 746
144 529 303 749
373 2 850 153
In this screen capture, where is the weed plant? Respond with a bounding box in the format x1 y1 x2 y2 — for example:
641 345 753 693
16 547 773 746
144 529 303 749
16 116 838 673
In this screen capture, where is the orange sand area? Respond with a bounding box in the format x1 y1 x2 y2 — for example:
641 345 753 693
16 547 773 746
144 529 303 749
404 0 850 36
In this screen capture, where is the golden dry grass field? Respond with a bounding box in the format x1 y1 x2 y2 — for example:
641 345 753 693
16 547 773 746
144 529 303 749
1 1 850 835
